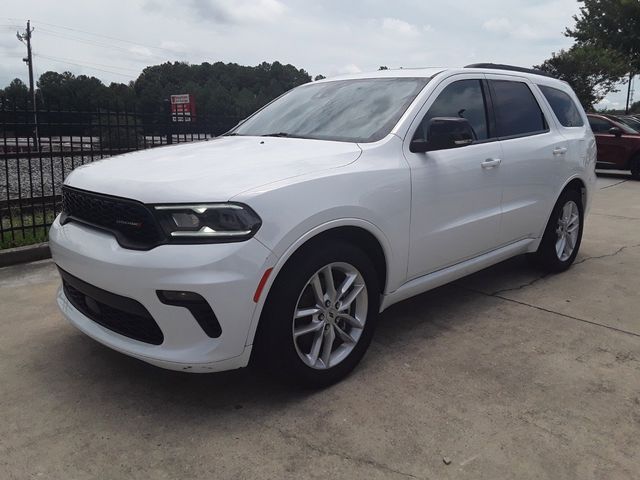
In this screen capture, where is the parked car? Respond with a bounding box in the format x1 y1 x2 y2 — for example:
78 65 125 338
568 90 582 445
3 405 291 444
50 65 596 386
587 113 640 178
615 115 640 132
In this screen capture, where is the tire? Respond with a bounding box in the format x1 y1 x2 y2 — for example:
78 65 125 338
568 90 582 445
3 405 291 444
630 154 640 180
534 189 584 273
254 240 380 388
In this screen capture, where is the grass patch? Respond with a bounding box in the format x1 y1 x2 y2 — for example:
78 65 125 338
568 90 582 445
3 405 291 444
1 208 58 249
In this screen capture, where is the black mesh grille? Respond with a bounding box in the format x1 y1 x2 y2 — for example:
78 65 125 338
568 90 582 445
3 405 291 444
61 186 163 250
60 268 164 345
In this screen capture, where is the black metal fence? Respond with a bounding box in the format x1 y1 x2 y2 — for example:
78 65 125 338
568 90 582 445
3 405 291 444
0 104 241 249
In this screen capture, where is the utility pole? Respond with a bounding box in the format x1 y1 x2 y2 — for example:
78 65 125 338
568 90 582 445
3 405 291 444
625 72 634 114
17 20 39 150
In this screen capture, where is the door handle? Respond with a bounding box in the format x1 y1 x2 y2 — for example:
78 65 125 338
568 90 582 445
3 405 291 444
481 158 501 169
553 147 568 156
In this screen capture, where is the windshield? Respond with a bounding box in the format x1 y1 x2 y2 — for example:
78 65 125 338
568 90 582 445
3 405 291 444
230 77 431 143
616 116 640 133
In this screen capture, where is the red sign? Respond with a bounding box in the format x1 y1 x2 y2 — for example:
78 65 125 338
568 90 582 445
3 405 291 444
170 94 196 122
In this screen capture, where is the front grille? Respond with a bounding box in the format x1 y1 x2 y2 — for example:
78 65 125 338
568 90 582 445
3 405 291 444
59 268 164 345
61 186 163 250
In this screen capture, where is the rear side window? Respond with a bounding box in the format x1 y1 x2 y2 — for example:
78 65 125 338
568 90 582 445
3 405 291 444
415 79 489 141
539 85 584 127
490 80 547 138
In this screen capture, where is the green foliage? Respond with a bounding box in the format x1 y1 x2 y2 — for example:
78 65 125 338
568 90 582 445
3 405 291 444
535 45 628 110
1 78 30 107
1 209 56 250
567 0 640 72
630 101 640 114
92 111 144 151
133 61 311 118
314 74 326 81
1 61 312 119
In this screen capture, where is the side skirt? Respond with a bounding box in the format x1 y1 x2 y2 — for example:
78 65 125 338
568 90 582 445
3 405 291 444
379 238 534 312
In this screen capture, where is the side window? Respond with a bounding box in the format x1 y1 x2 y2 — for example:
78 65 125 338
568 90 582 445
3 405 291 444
538 85 584 127
588 117 612 133
490 80 547 138
415 79 489 141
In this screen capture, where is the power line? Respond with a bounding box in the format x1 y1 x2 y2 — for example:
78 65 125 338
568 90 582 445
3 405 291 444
37 29 163 57
5 17 182 57
34 53 140 73
32 20 180 54
35 54 137 78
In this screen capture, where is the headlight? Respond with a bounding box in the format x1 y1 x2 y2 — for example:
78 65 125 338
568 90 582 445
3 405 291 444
153 203 262 243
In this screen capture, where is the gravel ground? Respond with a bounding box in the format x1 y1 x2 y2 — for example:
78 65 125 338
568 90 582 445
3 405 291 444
1 155 95 201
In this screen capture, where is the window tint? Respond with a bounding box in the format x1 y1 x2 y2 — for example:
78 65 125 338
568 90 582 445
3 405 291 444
538 85 584 127
588 116 613 133
415 79 488 141
491 80 547 137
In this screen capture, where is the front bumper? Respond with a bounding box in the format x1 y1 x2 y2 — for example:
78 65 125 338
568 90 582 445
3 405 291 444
49 216 275 372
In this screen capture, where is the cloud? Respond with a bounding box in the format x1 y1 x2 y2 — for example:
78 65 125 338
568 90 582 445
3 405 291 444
160 40 187 53
334 64 362 75
482 2 571 42
3 0 624 108
594 98 621 110
380 18 428 38
129 45 154 57
180 0 286 24
482 17 512 35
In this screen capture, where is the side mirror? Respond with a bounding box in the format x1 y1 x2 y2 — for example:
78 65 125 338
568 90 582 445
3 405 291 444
608 127 623 137
410 117 475 153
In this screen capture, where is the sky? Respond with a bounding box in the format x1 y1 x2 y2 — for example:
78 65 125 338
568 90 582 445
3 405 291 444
0 0 634 110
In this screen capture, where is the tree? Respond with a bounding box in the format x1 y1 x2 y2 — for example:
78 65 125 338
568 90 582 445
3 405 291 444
1 78 30 107
378 66 389 70
566 0 640 111
3 60 313 124
314 74 326 81
535 45 627 110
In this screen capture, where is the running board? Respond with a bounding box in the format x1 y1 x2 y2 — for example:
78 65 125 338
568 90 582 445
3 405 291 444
380 239 534 311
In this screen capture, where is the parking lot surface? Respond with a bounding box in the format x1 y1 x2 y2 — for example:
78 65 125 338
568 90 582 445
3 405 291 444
1 174 639 479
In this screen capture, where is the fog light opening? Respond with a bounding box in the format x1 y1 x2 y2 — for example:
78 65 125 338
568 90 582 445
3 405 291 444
157 290 222 338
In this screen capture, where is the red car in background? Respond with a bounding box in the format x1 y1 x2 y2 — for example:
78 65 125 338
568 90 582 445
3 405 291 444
587 113 640 178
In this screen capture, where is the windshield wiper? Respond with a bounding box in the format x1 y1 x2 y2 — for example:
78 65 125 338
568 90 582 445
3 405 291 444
261 132 293 138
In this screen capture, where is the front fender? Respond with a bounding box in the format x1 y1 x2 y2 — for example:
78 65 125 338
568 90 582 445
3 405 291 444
244 217 394 347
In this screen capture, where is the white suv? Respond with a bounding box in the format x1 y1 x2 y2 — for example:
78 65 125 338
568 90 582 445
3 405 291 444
50 65 597 386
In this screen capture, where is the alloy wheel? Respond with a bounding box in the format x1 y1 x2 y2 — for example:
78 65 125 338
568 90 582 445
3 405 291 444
555 200 580 261
292 262 368 370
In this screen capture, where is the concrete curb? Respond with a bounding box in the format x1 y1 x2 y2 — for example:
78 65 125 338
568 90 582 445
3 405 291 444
0 243 51 268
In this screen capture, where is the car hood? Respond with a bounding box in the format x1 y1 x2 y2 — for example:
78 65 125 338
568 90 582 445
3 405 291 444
65 136 362 203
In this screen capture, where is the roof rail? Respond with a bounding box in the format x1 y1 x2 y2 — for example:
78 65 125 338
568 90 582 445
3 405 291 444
464 63 556 79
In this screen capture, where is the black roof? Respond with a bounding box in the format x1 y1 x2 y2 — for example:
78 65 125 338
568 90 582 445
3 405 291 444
464 63 556 79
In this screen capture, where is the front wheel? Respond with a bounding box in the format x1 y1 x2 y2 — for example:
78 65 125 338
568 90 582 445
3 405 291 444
534 189 584 272
255 240 379 388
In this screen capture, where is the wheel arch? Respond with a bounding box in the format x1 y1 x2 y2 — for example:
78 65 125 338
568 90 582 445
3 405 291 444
563 177 587 208
245 219 391 347
530 175 588 253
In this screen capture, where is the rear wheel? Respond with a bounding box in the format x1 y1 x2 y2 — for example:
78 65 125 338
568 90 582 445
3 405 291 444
255 240 379 388
630 154 640 180
534 189 584 272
